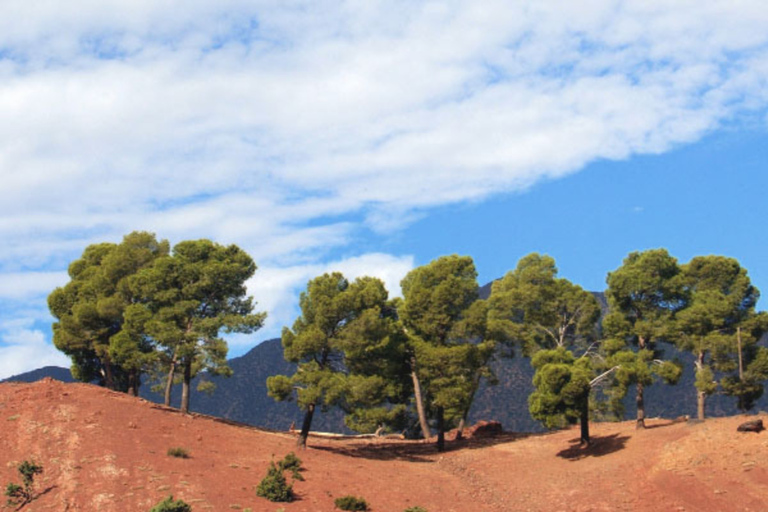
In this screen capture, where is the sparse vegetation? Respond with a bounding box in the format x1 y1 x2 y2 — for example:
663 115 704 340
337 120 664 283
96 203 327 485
404 507 427 512
277 452 304 481
167 447 190 459
4 460 43 509
334 495 369 511
256 462 294 502
255 453 306 503
149 495 192 512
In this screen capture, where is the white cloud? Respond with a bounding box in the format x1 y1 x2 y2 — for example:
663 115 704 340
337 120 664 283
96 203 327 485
0 326 70 379
1 1 768 372
246 253 415 343
0 271 68 300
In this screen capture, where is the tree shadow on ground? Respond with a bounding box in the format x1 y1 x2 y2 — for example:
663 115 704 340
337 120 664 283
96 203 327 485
556 433 630 461
309 431 539 463
645 417 688 429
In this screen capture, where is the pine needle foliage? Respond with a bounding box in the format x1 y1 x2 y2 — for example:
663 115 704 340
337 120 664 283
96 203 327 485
334 495 369 511
149 495 192 512
4 460 43 508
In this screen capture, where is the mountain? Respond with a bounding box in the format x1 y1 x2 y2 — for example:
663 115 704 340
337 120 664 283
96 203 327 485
3 365 76 384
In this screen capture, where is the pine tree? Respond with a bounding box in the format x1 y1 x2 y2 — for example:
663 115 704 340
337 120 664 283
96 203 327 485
603 249 684 429
490 253 602 444
675 255 768 418
267 273 410 448
129 239 265 413
48 231 169 394
399 255 495 451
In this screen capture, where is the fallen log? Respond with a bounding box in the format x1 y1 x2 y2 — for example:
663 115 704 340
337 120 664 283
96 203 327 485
287 424 405 440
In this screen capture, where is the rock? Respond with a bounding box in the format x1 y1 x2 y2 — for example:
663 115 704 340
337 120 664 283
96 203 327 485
736 419 764 433
467 420 503 438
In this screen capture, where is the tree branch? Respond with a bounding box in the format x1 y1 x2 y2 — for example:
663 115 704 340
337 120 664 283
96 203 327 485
590 366 620 387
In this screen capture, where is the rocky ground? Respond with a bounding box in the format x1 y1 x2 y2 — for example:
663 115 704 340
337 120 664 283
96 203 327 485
1 379 767 511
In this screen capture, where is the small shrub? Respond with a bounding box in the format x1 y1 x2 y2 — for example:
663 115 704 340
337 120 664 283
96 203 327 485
278 452 304 481
404 507 427 512
334 495 369 511
167 447 190 459
149 495 192 512
5 460 43 507
256 462 294 503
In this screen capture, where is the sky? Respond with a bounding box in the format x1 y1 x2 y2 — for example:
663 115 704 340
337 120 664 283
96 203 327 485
1 1 768 379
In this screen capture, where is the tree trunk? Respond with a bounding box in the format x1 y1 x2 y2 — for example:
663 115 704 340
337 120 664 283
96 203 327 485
737 326 744 380
636 381 646 429
164 351 178 407
410 364 431 439
456 377 480 441
636 336 646 429
456 417 466 441
180 360 192 414
103 357 115 391
579 400 590 446
127 370 139 397
696 351 706 420
436 406 445 452
297 403 316 449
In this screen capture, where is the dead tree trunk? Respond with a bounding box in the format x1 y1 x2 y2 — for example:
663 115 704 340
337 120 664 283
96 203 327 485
696 351 706 421
410 360 431 439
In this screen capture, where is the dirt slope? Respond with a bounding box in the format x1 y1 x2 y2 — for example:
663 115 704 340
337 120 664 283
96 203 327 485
1 379 767 511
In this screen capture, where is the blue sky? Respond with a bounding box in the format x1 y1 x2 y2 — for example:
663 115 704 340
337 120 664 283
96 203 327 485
1 1 768 378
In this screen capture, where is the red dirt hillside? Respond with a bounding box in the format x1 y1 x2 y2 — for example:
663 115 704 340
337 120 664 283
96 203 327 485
1 379 768 511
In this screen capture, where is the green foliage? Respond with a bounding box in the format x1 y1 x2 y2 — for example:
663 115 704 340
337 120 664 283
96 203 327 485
488 253 600 354
404 507 427 512
528 348 591 429
334 495 369 511
149 495 192 512
400 255 496 444
131 238 266 412
603 249 685 420
256 462 294 503
674 255 767 416
277 452 304 481
5 460 43 507
268 273 411 444
167 447 190 459
5 483 23 506
722 343 768 411
48 231 169 392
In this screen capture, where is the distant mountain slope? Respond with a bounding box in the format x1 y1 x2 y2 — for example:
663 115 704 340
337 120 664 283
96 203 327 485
6 289 766 433
3 366 76 383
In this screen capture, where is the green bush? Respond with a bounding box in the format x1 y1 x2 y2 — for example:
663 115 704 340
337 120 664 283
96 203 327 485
150 495 192 512
278 452 304 481
334 495 369 511
256 462 294 503
167 447 190 459
404 507 427 512
5 460 43 507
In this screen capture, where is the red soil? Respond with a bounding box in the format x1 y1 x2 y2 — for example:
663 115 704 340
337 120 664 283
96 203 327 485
1 379 767 511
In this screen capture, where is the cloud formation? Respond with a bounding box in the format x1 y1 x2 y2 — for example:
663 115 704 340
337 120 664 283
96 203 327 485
1 1 767 378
